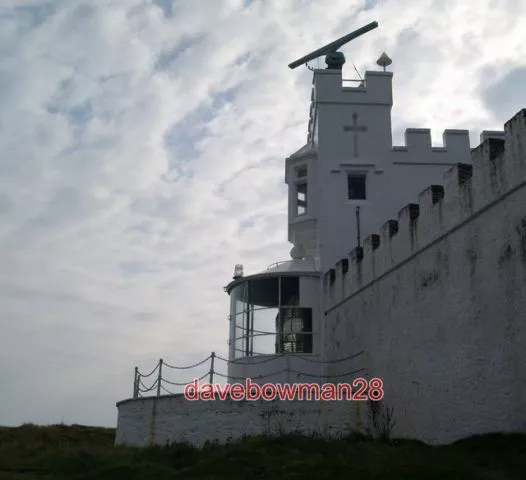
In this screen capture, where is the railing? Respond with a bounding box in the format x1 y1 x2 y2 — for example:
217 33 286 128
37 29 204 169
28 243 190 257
132 351 365 399
266 260 292 270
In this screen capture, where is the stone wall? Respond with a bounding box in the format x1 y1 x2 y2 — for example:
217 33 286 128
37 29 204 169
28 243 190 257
115 394 364 447
226 354 324 386
322 109 526 444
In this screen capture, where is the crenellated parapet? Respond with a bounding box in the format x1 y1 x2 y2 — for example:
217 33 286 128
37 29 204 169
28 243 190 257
309 69 393 144
392 128 471 164
324 108 526 309
313 69 393 106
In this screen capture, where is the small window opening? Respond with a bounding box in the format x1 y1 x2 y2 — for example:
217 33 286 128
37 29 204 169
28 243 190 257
348 174 366 200
296 182 307 215
297 166 308 178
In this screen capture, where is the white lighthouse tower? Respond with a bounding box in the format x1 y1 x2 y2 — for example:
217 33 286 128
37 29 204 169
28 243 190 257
225 23 472 384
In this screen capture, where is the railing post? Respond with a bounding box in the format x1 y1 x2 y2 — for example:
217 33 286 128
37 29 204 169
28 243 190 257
209 352 215 384
157 358 163 397
133 367 139 399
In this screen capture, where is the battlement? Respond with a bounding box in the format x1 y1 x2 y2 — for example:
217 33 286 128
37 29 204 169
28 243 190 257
313 69 393 106
324 108 526 309
391 128 471 163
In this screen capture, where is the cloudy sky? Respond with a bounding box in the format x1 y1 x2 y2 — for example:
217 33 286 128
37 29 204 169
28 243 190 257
1 0 525 428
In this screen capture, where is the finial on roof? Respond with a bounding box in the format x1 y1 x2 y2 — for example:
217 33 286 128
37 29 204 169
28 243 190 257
376 52 392 71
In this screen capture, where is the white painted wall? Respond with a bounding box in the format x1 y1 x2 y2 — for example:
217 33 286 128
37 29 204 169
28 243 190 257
286 68 472 272
226 354 323 385
115 63 525 448
323 109 526 444
115 394 364 447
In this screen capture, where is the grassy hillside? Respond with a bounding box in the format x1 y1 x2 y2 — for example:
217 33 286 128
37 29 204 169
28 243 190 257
0 423 525 479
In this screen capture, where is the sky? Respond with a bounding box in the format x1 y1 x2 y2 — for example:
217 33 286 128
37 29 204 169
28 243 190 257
1 0 525 428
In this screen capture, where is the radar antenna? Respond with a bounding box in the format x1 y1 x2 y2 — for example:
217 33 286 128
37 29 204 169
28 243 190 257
288 21 378 70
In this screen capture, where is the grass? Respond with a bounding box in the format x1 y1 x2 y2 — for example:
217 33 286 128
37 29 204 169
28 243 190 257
0 424 525 479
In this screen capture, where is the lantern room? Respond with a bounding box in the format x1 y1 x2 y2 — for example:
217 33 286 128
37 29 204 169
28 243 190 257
224 257 321 382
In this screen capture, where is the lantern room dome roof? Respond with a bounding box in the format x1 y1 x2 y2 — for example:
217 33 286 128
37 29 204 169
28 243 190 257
225 258 320 294
264 258 319 273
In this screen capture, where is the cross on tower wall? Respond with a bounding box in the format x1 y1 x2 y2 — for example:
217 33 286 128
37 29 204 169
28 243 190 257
290 67 472 271
343 113 367 157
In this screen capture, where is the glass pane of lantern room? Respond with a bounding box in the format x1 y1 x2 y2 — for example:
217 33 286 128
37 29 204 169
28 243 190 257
252 307 279 354
247 278 279 355
277 307 313 354
234 335 245 359
235 313 246 338
230 283 246 318
249 278 279 309
280 276 300 306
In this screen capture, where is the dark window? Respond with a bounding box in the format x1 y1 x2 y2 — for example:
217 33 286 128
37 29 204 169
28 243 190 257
348 174 366 200
249 278 279 308
296 182 307 215
297 166 307 178
280 276 300 306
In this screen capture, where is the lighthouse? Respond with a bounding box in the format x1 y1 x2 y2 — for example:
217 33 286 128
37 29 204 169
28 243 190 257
224 31 470 385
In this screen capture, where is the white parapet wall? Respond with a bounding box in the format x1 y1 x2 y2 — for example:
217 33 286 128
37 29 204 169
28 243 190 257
115 394 367 447
325 109 526 307
322 108 526 445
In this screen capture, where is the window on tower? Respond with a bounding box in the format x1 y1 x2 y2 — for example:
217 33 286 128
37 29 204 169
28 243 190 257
296 182 307 215
296 166 307 178
348 174 366 200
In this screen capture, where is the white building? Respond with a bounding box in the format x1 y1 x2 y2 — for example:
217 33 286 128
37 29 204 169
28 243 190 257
225 53 472 382
116 49 526 447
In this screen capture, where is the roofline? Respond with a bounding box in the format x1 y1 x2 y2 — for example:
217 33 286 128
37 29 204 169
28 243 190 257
116 392 185 407
286 148 317 162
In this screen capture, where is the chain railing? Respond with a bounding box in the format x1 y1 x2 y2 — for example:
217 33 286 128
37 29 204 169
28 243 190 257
132 351 365 399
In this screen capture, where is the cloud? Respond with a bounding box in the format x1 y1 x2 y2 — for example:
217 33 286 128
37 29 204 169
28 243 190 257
0 0 525 427
482 67 526 123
